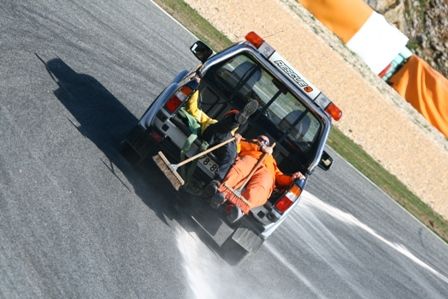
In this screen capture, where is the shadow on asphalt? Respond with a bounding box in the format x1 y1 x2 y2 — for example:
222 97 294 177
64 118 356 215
39 56 181 224
38 56 246 264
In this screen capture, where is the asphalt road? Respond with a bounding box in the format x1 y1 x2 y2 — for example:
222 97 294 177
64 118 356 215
1 1 448 298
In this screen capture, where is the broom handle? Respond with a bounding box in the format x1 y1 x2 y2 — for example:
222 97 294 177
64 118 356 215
237 142 276 192
223 183 251 205
176 136 236 167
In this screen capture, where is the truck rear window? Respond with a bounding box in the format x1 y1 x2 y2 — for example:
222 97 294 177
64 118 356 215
202 54 323 172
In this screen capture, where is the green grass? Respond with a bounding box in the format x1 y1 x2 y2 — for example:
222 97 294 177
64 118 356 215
154 0 232 51
154 0 448 243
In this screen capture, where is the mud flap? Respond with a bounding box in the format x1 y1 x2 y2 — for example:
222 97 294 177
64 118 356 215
190 207 234 246
231 226 264 253
191 208 263 253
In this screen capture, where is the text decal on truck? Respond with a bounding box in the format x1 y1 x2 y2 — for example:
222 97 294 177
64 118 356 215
273 60 308 88
269 52 320 99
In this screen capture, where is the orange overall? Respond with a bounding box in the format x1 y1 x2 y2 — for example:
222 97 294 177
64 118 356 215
219 140 293 213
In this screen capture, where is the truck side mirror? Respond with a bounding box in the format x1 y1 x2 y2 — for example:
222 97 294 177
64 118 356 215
190 41 213 63
318 151 333 170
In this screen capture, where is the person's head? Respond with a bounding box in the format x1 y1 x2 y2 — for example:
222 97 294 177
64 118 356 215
257 135 270 146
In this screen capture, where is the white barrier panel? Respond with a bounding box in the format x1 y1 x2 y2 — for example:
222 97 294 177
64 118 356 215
346 12 408 74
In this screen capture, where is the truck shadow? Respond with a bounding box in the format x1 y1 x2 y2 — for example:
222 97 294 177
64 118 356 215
40 56 247 264
40 56 181 224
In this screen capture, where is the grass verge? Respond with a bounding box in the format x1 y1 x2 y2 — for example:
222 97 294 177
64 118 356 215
153 0 448 243
153 0 232 50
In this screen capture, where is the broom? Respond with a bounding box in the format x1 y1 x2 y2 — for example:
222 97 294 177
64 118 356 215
221 143 276 214
153 137 236 190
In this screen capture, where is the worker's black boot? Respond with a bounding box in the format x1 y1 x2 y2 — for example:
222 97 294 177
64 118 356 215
236 99 258 124
203 180 219 198
210 192 226 209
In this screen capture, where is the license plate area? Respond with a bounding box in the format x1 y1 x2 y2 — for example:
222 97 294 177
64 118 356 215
197 155 219 176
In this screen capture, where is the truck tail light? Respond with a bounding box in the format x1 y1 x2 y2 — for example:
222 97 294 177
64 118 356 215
274 184 302 214
164 85 193 114
315 94 342 121
164 97 182 113
325 102 342 121
245 31 264 48
275 197 293 214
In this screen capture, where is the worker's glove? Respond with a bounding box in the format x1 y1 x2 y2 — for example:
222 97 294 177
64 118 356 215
200 141 209 151
291 172 305 180
234 133 242 144
260 144 273 155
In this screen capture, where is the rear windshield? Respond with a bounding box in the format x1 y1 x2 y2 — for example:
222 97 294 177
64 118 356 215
200 54 323 172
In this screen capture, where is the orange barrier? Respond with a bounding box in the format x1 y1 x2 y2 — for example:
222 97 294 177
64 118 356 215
298 0 372 43
298 1 407 74
390 55 448 137
298 0 447 137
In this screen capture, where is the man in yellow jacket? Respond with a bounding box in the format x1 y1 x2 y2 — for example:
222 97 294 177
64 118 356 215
212 135 304 222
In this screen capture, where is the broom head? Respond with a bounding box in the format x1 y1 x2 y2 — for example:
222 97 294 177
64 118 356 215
220 184 251 214
152 151 185 190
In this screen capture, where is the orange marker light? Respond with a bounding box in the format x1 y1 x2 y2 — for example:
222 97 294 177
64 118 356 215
304 86 313 93
245 31 264 48
289 184 302 197
325 102 342 121
180 85 193 95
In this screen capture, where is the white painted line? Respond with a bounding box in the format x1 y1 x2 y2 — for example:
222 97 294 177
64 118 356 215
264 242 325 298
302 191 448 285
150 0 199 39
327 147 447 245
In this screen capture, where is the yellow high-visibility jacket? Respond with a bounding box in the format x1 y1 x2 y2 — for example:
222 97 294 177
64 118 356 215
185 90 218 132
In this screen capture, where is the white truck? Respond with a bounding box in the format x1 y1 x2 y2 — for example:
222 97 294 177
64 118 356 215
121 32 341 256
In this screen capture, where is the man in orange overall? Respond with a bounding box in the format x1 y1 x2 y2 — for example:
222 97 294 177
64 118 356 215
211 135 304 222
